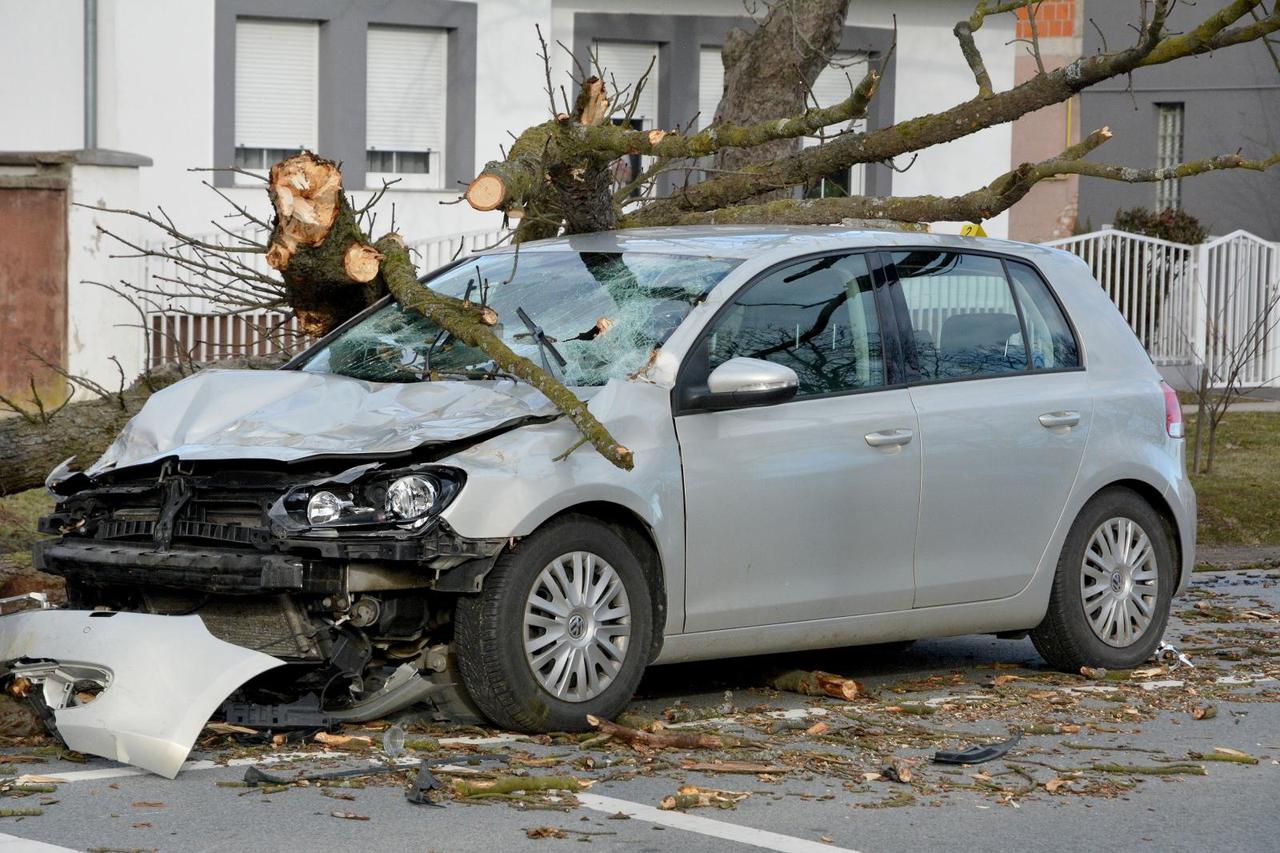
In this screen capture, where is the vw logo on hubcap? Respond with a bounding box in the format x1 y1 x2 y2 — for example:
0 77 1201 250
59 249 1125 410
567 614 586 639
1110 571 1124 593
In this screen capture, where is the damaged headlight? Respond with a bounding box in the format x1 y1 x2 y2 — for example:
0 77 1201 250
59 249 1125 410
306 490 351 525
279 466 462 532
385 475 438 521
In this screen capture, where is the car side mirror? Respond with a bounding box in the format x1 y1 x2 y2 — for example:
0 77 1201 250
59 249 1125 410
686 357 799 411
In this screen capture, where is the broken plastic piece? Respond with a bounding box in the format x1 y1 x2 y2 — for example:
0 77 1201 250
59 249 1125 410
933 729 1022 765
0 610 283 777
1156 641 1194 670
383 724 407 758
406 764 446 807
0 592 50 615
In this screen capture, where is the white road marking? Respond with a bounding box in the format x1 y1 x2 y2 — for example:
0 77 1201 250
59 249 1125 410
578 792 860 853
16 732 528 784
0 832 78 851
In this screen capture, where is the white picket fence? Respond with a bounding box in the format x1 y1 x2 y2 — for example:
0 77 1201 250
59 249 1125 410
1045 228 1280 388
139 227 507 367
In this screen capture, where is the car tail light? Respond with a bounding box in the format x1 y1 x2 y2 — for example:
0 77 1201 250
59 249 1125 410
1161 381 1183 438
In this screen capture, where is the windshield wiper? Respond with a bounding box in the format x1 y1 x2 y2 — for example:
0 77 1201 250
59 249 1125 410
516 306 568 375
424 276 481 377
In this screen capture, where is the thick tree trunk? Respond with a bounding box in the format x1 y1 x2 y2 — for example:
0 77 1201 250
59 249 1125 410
0 398 136 495
713 0 850 187
0 360 281 496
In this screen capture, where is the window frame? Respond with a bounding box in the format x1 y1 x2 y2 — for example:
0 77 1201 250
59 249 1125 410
877 247 1086 389
673 249 904 415
213 0 476 192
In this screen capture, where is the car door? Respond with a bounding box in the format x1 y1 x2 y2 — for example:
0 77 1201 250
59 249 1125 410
675 252 920 632
882 250 1092 608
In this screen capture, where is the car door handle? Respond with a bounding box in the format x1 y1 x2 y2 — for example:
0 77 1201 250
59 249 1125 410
1038 411 1081 429
865 428 914 448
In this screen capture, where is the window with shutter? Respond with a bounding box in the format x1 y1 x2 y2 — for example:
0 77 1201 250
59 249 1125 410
234 19 319 176
593 41 660 199
698 48 724 130
366 26 449 189
805 53 869 199
592 41 660 127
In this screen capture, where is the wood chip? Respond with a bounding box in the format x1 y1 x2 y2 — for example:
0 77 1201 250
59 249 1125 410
314 731 373 748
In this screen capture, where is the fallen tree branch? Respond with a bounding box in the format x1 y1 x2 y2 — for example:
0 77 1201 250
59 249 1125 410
586 714 737 749
376 234 633 469
767 670 864 700
643 130 1280 226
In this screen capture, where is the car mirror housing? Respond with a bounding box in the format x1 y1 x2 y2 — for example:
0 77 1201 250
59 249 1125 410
687 357 799 411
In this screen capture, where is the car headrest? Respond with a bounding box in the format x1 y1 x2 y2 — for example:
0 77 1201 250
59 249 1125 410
939 312 1021 351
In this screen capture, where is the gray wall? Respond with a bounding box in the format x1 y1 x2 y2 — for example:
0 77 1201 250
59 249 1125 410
1078 1 1280 238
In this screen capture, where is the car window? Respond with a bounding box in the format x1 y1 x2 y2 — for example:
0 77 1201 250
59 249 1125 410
700 253 884 397
1006 261 1080 369
300 251 740 387
891 251 1028 381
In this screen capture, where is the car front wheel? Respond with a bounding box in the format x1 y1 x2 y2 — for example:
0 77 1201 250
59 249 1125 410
453 515 653 731
1032 488 1176 672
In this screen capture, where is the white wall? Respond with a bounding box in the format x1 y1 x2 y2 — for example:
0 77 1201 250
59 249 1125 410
849 1 1015 237
0 0 84 150
66 163 147 386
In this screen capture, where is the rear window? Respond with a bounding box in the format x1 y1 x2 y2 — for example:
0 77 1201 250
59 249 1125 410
1005 260 1080 369
892 251 1028 381
890 250 1082 383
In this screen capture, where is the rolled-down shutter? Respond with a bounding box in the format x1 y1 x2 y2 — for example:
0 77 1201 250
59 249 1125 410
366 26 448 155
698 47 724 130
593 41 660 127
810 53 869 119
235 18 319 150
807 53 870 196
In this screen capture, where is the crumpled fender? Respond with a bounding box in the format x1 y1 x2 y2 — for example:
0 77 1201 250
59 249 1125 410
0 610 284 778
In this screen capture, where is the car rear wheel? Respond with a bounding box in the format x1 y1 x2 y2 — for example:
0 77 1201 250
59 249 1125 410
1032 488 1175 672
453 515 653 731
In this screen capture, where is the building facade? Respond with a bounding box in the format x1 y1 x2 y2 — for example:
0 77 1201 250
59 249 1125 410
1077 1 1280 239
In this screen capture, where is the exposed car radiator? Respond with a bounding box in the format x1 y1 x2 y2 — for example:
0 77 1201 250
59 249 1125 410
142 592 323 661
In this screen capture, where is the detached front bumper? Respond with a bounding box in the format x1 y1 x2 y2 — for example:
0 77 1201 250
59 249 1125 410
0 608 284 778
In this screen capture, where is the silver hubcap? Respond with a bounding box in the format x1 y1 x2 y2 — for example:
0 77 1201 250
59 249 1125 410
523 551 631 702
1080 517 1160 648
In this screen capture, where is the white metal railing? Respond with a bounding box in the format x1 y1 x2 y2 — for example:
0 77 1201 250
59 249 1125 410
1045 228 1280 388
140 227 508 367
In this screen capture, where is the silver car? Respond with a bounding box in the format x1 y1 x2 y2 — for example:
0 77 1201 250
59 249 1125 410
7 227 1194 775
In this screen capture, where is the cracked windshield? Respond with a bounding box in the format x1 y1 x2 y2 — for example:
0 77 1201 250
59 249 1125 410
302 251 741 386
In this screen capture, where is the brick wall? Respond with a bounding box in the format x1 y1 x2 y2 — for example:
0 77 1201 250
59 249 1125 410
1016 1 1076 39
0 186 67 401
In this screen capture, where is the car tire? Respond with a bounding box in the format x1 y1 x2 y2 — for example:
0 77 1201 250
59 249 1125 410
453 515 653 732
1032 487 1176 673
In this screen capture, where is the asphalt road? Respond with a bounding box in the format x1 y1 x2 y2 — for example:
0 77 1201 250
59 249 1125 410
3 571 1279 853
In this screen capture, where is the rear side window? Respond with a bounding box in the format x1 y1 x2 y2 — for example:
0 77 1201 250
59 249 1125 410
700 253 884 397
891 251 1027 381
1005 261 1080 369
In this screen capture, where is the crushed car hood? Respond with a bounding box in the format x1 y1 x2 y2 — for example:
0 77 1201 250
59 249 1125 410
88 369 561 475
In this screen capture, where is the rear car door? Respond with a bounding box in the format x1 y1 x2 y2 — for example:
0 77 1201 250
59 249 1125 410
675 252 920 632
883 250 1091 608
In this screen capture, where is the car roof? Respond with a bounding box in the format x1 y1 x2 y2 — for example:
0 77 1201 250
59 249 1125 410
483 225 1068 263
